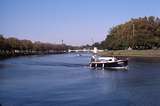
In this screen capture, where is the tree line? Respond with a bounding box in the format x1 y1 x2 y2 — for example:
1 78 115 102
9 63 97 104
94 16 160 50
0 35 69 55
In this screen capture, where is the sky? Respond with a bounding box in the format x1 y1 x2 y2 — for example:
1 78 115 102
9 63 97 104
0 0 160 45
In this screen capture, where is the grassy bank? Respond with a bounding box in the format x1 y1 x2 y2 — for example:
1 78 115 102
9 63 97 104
98 50 160 57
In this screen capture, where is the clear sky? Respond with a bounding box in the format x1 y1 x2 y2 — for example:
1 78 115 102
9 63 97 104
0 0 160 45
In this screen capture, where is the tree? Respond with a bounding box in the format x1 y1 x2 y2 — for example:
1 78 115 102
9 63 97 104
20 40 33 52
98 16 160 50
7 37 20 51
0 35 5 51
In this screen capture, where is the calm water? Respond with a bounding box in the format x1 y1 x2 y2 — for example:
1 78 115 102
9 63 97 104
0 54 160 106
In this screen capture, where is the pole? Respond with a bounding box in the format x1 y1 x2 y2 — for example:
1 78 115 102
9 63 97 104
62 40 63 45
132 24 135 49
133 24 135 37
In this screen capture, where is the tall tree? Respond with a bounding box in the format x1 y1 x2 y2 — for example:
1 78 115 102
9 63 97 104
99 16 160 50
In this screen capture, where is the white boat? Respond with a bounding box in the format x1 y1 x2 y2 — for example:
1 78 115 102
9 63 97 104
89 55 128 69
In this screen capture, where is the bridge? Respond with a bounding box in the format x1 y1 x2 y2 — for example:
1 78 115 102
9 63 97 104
68 47 104 53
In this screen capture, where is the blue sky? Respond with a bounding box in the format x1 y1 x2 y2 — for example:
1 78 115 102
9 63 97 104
0 0 160 45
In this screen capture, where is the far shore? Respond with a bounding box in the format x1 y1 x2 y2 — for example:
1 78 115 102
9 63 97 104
0 51 66 59
98 50 160 57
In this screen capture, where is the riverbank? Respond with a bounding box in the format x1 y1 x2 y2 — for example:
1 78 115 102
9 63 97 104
0 51 66 59
98 50 160 57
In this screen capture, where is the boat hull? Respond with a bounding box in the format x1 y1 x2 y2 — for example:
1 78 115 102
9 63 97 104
90 60 128 69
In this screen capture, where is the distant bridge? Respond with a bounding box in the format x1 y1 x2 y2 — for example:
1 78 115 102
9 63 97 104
68 48 104 53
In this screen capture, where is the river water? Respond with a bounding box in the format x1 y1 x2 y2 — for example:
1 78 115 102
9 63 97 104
0 53 160 106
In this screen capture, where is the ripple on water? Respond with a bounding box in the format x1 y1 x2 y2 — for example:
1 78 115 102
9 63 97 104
0 54 160 106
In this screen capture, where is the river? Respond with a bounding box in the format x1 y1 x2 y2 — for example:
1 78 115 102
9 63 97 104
0 53 160 106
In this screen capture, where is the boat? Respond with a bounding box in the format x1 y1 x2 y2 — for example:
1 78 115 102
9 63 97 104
89 55 128 69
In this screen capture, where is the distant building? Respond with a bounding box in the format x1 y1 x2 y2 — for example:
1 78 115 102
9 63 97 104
93 47 98 53
128 47 132 50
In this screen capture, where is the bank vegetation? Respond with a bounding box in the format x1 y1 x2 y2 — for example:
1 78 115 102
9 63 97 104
94 16 160 50
0 35 70 58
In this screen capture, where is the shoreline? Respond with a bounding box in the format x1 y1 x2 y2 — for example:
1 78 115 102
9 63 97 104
0 51 66 60
98 50 160 58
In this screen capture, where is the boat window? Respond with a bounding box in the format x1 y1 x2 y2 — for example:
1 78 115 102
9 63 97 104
109 59 112 61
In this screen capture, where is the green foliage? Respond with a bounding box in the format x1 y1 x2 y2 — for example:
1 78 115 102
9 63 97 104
7 37 21 50
0 35 68 52
0 35 5 50
98 16 160 50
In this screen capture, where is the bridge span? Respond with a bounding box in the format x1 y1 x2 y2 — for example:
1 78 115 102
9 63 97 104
68 48 104 53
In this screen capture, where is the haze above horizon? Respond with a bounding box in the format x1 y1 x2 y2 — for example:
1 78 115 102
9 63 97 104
0 0 160 46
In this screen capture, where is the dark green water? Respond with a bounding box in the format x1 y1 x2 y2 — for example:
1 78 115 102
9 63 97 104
0 54 160 106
